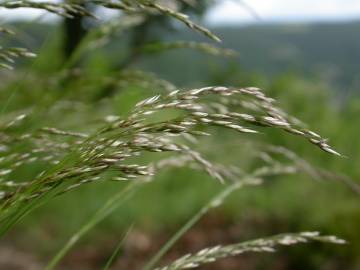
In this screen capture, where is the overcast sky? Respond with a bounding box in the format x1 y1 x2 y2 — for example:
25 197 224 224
206 0 360 24
1 0 360 24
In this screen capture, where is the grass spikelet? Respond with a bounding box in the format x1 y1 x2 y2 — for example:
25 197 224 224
156 232 346 270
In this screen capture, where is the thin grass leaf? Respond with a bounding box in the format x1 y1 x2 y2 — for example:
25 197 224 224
45 181 141 270
102 225 134 270
142 176 262 270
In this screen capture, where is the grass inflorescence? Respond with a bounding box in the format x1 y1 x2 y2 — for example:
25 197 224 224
0 1 351 269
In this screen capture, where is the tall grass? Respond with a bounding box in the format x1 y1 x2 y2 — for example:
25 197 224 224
0 1 350 269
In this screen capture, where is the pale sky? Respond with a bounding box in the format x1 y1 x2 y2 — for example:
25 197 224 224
1 0 360 24
206 0 360 24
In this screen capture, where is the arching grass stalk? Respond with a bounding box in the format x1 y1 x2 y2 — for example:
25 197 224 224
142 177 261 270
45 181 141 270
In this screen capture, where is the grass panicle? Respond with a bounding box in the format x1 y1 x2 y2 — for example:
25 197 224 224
156 232 346 270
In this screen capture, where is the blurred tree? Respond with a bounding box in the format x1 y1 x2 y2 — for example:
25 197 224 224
62 0 213 62
63 0 88 59
119 0 212 68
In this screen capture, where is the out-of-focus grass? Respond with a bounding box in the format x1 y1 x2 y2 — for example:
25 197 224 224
1 33 359 269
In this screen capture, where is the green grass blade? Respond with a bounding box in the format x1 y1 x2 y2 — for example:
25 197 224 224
102 225 134 270
142 181 245 270
45 181 142 270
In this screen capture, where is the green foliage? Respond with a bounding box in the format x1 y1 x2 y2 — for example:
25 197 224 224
0 1 359 270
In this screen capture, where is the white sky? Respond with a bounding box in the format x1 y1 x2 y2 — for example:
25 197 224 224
1 0 360 24
206 0 360 24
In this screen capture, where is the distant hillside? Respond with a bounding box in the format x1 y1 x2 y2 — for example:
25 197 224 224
137 21 360 93
6 20 360 92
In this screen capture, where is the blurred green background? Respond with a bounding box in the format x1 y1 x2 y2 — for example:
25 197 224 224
1 6 360 270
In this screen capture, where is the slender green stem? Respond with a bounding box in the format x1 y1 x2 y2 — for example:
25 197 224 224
102 225 134 270
142 181 245 270
45 181 142 270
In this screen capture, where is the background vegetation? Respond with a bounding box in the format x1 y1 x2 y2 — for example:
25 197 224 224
0 2 359 269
